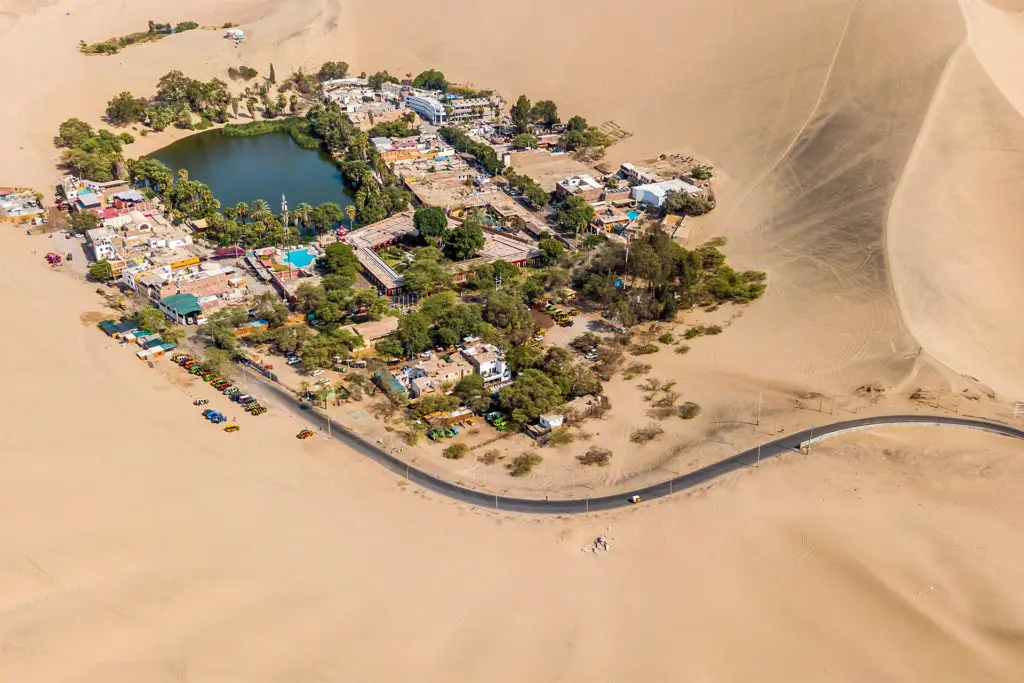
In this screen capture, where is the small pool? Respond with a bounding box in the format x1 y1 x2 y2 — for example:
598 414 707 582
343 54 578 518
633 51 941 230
283 248 316 268
627 210 641 222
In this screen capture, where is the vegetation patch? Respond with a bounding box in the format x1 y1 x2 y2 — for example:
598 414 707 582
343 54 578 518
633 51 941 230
443 443 469 460
675 344 692 355
684 324 723 339
577 446 612 467
630 343 659 356
622 361 651 379
507 452 542 477
80 21 202 55
547 426 575 446
478 449 504 465
630 424 665 445
678 402 701 420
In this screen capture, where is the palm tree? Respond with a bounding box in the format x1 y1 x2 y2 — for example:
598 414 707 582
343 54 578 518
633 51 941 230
345 204 356 232
223 206 237 222
250 198 271 222
289 94 299 115
294 202 313 231
245 96 257 119
352 131 369 161
234 201 249 224
230 96 240 119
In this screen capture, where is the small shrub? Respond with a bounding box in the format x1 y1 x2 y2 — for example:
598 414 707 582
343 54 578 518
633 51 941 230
658 332 675 344
478 449 503 465
507 452 542 477
703 305 719 313
631 343 659 355
675 344 691 355
653 391 679 409
577 446 612 467
194 118 214 131
641 377 661 392
630 424 665 445
443 443 469 460
684 325 723 339
622 361 651 379
547 426 575 446
678 402 701 419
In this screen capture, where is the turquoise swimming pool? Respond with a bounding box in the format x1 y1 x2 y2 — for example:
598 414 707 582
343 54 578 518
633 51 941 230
627 210 641 221
283 248 316 268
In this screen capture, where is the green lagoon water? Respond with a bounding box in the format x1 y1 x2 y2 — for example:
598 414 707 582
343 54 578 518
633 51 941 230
152 129 353 212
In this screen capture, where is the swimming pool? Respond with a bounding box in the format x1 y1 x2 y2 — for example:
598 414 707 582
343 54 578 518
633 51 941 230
627 210 641 221
283 248 316 268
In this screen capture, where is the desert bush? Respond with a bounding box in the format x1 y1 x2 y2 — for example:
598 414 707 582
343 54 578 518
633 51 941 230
547 427 575 446
658 332 675 344
443 443 469 460
641 377 661 392
630 424 665 445
478 449 503 465
675 344 691 355
622 361 652 379
630 343 659 355
678 402 701 419
684 324 724 339
653 391 679 409
577 446 612 466
507 452 542 477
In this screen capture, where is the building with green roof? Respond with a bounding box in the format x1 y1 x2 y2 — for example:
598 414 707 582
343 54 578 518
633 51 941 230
159 293 202 325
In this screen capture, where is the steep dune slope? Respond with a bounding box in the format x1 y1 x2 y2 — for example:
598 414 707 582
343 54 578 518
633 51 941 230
889 46 1024 399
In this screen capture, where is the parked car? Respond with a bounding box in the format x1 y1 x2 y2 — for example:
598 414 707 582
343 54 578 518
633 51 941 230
311 369 325 377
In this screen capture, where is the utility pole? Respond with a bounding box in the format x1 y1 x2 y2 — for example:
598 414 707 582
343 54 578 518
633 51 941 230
935 388 943 410
757 442 762 467
807 425 814 454
756 392 762 426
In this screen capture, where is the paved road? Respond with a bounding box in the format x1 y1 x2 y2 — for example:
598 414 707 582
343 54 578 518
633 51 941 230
246 369 1024 514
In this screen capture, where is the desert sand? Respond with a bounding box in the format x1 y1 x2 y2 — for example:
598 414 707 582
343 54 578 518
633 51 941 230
2 226 1024 681
3 0 1024 678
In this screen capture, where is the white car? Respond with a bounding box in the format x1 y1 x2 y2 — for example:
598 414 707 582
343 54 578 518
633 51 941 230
311 369 325 377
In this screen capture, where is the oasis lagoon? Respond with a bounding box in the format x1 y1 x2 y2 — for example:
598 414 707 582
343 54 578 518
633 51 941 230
152 129 353 213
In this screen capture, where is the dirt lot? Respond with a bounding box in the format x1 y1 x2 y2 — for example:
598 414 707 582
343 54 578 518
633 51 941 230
508 150 601 190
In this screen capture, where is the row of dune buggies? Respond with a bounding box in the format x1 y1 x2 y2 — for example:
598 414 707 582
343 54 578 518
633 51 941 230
171 354 267 422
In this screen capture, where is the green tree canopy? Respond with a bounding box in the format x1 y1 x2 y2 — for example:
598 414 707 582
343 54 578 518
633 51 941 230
444 215 485 261
455 373 493 413
413 206 448 243
555 194 595 234
129 157 173 193
499 368 563 425
538 237 564 265
510 94 532 134
397 312 433 356
403 247 450 294
317 61 349 81
105 91 148 126
412 69 447 91
368 70 400 90
531 100 559 127
511 133 538 149
88 259 113 281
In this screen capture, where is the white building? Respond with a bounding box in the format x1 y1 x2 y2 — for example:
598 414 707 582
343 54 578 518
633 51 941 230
404 91 448 124
620 163 661 185
406 355 474 398
460 342 510 385
403 88 499 125
631 178 701 208
85 226 118 261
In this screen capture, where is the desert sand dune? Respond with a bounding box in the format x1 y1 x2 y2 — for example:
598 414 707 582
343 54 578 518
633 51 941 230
3 0 1024 677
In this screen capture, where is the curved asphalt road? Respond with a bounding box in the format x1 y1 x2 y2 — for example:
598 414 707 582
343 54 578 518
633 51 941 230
246 369 1024 514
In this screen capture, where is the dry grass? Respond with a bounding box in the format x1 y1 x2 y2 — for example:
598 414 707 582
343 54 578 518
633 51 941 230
507 452 542 477
477 449 504 465
577 446 612 466
630 424 665 445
